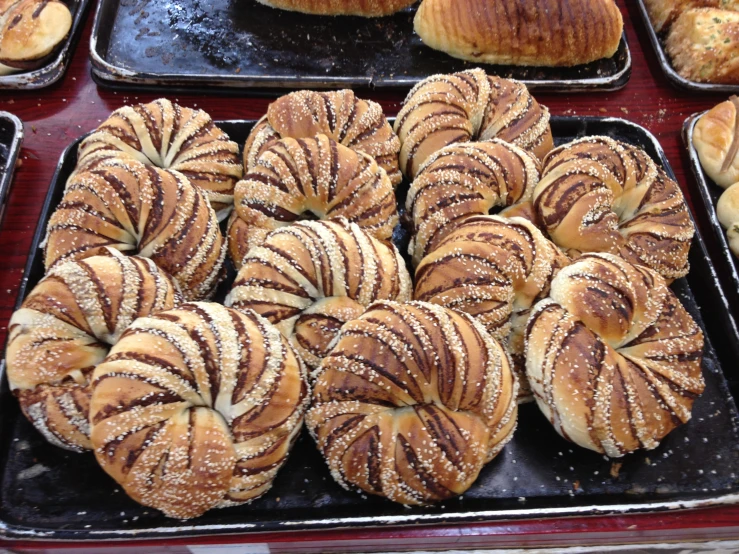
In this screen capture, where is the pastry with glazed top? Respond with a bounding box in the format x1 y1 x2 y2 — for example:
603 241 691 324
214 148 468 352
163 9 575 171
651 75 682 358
643 0 738 33
254 0 416 16
414 0 623 67
228 134 398 268
394 68 553 179
525 253 705 457
44 157 225 301
76 98 242 220
717 183 739 256
406 139 541 265
90 302 309 519
244 89 401 186
226 219 412 372
533 136 694 280
307 301 518 505
0 0 72 75
414 215 568 401
693 96 739 188
5 249 181 452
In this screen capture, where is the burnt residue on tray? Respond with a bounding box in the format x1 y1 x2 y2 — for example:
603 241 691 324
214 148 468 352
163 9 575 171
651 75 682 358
93 0 630 90
1 118 738 541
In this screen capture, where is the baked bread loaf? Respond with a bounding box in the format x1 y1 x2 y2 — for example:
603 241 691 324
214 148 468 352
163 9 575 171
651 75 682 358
406 139 541 265
228 134 398 268
666 8 739 84
6 249 181 452
533 136 694 280
693 96 739 188
226 219 411 372
307 301 518 504
90 302 309 519
254 0 416 16
642 0 736 33
414 215 568 401
0 0 72 75
244 89 401 186
44 157 225 301
717 183 739 256
394 68 553 178
77 99 242 220
414 0 623 67
525 253 705 456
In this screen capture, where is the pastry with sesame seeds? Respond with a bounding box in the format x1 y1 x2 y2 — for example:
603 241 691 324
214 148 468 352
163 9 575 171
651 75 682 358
226 219 412 374
244 89 401 185
228 134 399 268
414 215 568 402
406 139 541 266
5 248 181 452
89 302 309 520
43 156 226 301
307 300 518 505
525 253 705 457
533 136 694 281
394 68 553 179
75 99 242 221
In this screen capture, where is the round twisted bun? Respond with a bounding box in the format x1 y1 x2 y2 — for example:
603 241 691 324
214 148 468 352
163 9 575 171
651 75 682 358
394 68 553 179
533 136 694 280
525 253 705 457
717 182 739 256
414 215 568 401
307 301 518 505
77 99 242 220
6 249 181 452
90 302 309 519
693 96 739 189
244 89 401 185
226 219 412 372
44 157 225 301
406 139 540 265
228 134 398 268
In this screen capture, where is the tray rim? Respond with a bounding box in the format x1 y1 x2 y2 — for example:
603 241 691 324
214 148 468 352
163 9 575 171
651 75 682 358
634 0 739 93
0 111 24 225
0 0 91 90
88 0 631 92
2 116 738 542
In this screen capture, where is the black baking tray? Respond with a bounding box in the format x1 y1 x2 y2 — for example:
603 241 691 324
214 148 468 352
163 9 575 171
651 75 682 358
634 0 739 93
89 0 631 93
1 117 738 542
682 113 739 382
0 0 91 90
0 112 23 227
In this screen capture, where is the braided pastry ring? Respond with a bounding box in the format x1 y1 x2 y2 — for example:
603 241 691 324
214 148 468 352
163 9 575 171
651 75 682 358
533 136 695 280
307 300 518 505
525 253 705 457
90 302 309 519
6 248 181 452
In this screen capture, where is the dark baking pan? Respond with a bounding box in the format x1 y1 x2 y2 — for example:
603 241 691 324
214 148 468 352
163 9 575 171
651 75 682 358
89 0 631 93
634 0 739 93
1 117 737 542
0 111 23 226
0 0 91 90
683 113 739 382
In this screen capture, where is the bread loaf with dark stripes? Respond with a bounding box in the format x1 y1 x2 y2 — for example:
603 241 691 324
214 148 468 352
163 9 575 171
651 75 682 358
228 134 399 268
6 249 181 452
525 254 705 457
89 302 309 519
307 301 518 505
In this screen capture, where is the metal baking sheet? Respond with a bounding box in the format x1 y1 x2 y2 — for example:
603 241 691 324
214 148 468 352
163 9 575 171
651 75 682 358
0 112 23 226
1 117 737 542
89 0 631 93
0 0 91 90
634 0 739 93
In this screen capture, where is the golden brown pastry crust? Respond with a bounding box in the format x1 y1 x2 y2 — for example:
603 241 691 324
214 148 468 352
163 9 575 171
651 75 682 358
525 253 705 457
90 303 309 519
694 96 739 188
643 0 726 33
414 0 623 67
6 249 181 452
307 301 518 505
717 182 739 256
254 0 416 16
